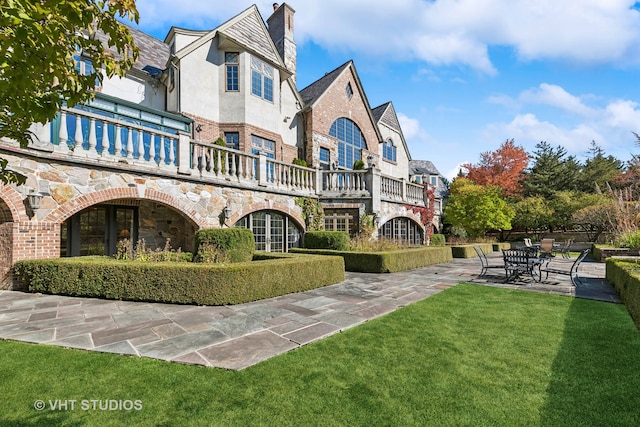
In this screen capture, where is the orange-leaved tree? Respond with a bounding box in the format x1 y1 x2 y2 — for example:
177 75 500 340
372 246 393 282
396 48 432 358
462 139 529 196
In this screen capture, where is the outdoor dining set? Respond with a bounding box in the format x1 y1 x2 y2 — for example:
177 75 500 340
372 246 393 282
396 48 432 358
474 239 591 286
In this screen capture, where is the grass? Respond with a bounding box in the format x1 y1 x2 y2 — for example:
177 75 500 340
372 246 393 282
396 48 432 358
1 284 639 426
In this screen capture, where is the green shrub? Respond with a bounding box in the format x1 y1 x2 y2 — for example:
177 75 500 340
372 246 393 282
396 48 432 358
451 244 492 258
304 231 350 250
13 253 345 306
615 231 640 249
605 259 640 331
291 246 452 273
292 158 307 167
493 242 511 251
431 234 446 246
195 228 255 263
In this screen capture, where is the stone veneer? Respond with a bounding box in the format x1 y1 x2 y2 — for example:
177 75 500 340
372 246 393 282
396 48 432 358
0 151 306 289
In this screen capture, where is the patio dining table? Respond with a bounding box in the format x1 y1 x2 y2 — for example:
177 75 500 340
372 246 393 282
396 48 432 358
502 249 545 283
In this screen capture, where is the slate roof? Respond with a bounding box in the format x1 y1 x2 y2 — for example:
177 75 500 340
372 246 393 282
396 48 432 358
372 102 401 133
409 160 442 176
95 23 170 77
299 61 352 106
220 10 281 65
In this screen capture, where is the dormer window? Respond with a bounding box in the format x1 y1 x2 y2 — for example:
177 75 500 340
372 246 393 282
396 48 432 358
346 82 353 99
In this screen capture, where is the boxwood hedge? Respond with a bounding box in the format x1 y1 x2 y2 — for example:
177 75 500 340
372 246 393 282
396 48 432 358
195 228 255 263
291 246 452 273
304 231 350 250
13 253 345 306
605 258 640 330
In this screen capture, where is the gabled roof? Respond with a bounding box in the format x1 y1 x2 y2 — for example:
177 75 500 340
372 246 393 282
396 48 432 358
372 101 411 161
299 60 382 143
95 23 170 77
171 5 289 77
299 61 351 106
409 160 443 176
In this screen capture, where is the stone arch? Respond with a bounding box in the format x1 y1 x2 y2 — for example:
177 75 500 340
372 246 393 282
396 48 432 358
229 200 304 230
380 212 426 234
0 184 28 223
43 187 207 229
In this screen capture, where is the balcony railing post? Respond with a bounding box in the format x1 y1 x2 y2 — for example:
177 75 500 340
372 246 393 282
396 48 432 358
177 132 191 175
366 167 381 213
401 177 407 201
316 166 323 194
258 152 268 186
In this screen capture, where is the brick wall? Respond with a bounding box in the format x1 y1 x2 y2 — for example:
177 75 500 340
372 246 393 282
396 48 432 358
306 66 381 164
0 222 13 289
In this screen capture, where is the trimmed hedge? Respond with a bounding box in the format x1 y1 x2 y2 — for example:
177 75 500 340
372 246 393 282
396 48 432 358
195 228 255 263
605 259 640 330
291 246 452 273
304 231 350 250
493 242 511 251
13 253 345 306
430 234 446 246
451 244 493 258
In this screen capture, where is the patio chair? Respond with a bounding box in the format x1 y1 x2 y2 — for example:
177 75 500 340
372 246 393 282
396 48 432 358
539 238 555 259
474 245 504 277
539 249 590 286
557 239 573 258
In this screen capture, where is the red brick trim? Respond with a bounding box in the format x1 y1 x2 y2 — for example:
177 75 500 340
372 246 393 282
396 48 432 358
229 201 304 230
43 188 207 228
380 212 426 234
0 184 29 223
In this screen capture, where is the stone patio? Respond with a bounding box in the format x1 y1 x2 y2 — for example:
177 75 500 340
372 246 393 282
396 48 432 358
0 255 620 370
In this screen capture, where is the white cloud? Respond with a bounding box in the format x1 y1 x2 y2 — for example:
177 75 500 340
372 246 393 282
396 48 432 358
485 113 603 154
520 84 597 117
133 0 640 73
397 113 429 142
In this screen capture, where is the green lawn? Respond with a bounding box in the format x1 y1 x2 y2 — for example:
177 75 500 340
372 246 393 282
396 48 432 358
1 284 639 426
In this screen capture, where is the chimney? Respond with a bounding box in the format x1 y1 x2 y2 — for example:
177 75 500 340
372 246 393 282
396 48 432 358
267 3 296 84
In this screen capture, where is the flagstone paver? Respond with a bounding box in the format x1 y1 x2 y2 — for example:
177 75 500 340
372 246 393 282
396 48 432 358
0 255 620 370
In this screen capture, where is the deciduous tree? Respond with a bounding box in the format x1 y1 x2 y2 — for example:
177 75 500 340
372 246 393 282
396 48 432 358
462 139 529 196
0 0 140 184
443 177 514 238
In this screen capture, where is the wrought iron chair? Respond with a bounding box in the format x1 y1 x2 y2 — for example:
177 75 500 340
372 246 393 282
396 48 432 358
474 245 504 277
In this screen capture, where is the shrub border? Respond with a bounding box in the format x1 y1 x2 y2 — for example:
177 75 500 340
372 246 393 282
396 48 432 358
605 258 640 331
13 253 345 306
290 246 452 273
451 244 494 258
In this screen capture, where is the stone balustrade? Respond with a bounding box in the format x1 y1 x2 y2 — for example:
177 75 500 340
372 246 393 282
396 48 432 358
15 103 428 207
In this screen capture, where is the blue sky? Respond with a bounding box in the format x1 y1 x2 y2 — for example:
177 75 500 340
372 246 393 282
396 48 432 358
131 0 640 179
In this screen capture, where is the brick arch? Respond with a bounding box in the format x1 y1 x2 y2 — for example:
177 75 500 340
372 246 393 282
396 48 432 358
43 187 207 228
378 213 426 234
229 201 304 230
0 184 28 223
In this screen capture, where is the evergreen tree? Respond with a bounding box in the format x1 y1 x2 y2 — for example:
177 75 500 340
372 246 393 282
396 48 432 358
578 141 623 193
522 141 580 198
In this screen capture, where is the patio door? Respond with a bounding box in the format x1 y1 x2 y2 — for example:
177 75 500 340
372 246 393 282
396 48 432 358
234 210 300 252
61 205 138 257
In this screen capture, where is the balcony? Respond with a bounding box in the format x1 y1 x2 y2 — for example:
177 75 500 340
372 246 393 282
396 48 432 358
5 96 427 207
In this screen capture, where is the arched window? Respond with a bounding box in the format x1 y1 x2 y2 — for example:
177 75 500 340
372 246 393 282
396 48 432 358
329 118 367 169
382 138 397 162
234 210 301 252
379 217 423 245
